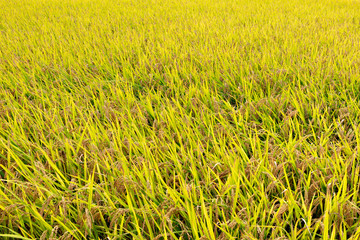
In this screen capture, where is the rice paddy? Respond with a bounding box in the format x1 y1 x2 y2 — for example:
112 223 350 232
1 0 360 239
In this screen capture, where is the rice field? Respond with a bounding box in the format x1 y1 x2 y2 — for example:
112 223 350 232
1 0 360 239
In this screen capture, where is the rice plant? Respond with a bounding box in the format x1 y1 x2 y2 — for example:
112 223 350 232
0 0 360 239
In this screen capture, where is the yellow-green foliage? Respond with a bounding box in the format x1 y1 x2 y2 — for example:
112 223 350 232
1 0 360 239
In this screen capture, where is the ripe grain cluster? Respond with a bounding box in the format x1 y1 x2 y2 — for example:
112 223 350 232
0 0 360 239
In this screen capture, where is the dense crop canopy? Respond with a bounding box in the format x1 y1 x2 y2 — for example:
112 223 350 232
0 0 360 239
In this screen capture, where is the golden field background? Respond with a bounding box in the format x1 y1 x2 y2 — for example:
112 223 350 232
0 0 360 239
